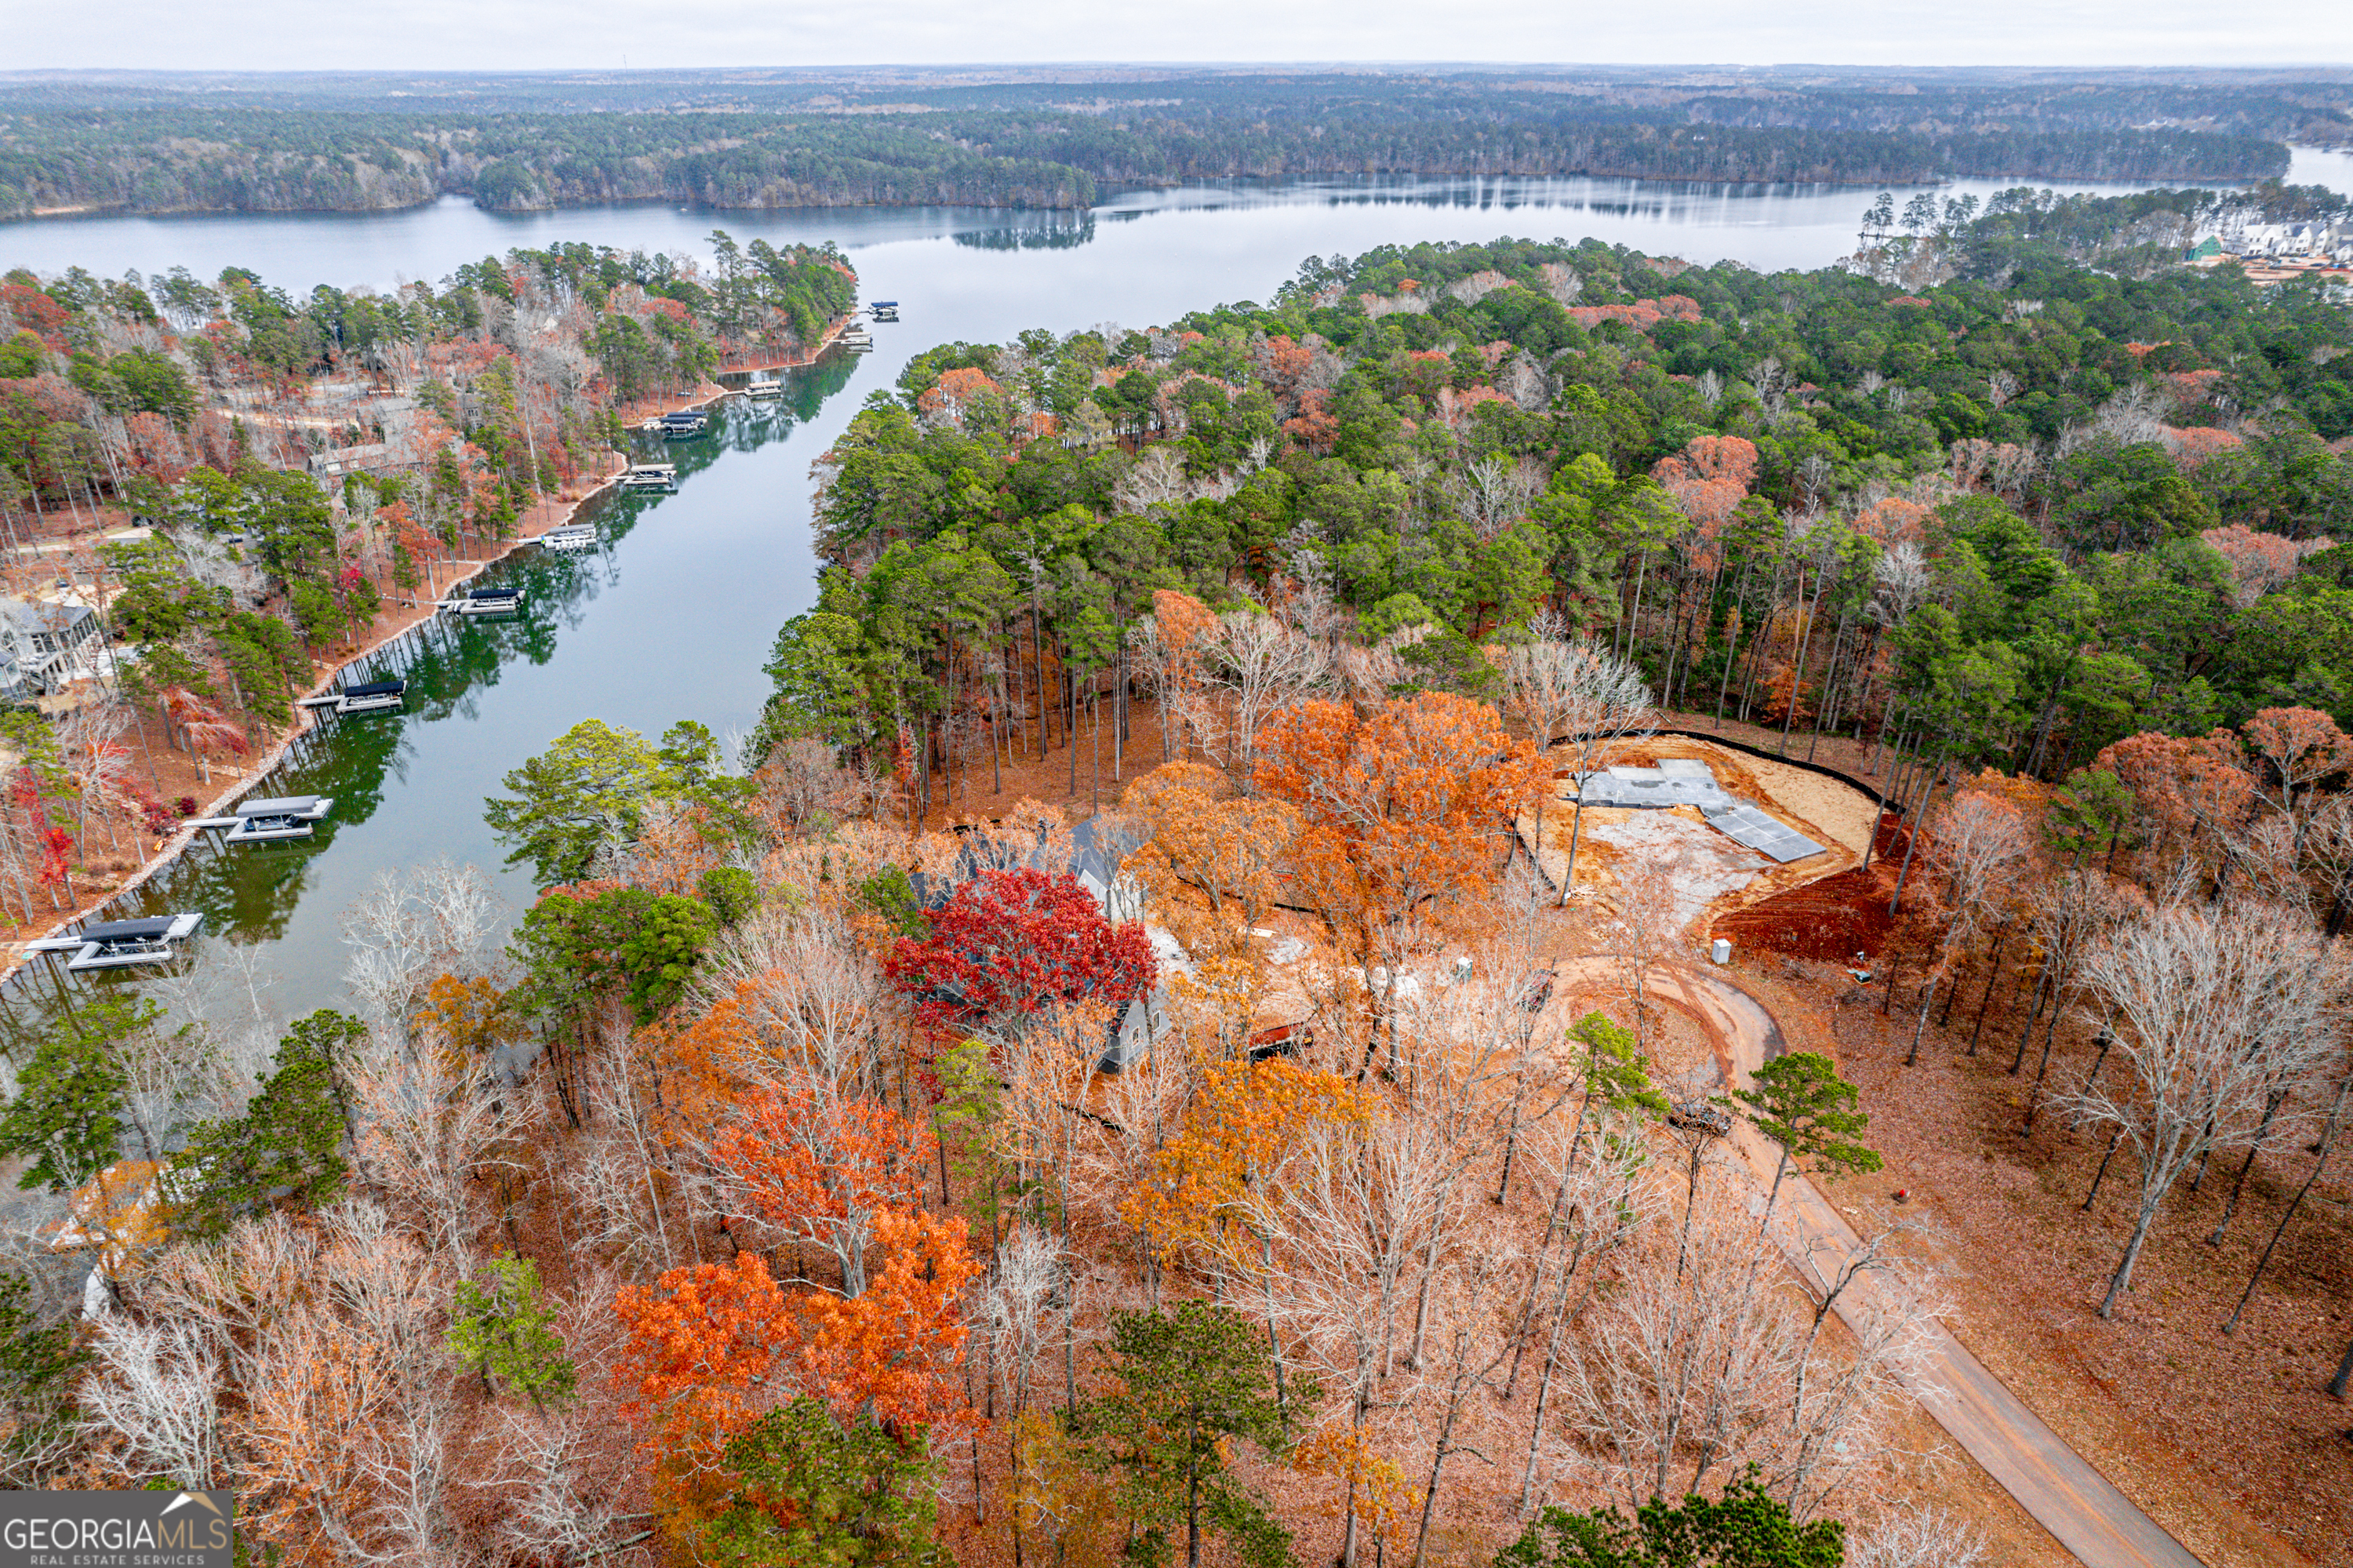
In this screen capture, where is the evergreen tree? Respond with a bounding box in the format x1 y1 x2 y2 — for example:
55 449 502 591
168 1013 354 1238
0 1005 136 1192
1495 1470 1845 1568
446 1255 576 1407
1072 1301 1310 1568
703 1397 945 1568
1733 1052 1882 1228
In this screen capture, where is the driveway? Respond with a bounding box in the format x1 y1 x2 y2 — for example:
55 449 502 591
1645 960 2209 1568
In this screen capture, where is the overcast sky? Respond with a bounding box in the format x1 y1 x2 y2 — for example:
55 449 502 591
6 0 2346 73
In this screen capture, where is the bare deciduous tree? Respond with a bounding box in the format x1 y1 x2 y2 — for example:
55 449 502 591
1504 634 1653 904
1846 1504 1989 1568
2064 903 2340 1317
341 861 504 1050
1199 611 1330 784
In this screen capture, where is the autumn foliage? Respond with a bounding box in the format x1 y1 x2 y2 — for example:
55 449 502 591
1122 762 1300 959
713 1085 931 1294
883 866 1155 1037
1124 1057 1377 1269
615 1089 979 1501
1256 692 1548 951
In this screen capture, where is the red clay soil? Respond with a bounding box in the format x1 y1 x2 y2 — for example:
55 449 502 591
1715 820 1911 963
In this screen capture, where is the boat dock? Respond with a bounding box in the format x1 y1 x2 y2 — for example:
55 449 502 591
445 586 522 617
298 676 406 716
184 795 335 844
24 913 205 972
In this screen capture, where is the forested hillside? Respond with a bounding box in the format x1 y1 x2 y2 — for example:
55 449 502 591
0 66 2333 218
0 232 848 917
784 233 2353 799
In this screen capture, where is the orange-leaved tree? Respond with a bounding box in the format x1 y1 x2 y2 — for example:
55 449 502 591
1122 761 1300 959
1123 1056 1377 1272
2094 729 2256 884
614 1177 978 1516
1257 692 1547 1066
712 1085 930 1296
2238 706 2353 852
794 1206 980 1426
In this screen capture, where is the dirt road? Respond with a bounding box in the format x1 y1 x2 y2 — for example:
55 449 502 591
1638 959 2208 1568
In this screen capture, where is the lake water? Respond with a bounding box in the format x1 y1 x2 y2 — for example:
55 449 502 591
5 150 2348 1018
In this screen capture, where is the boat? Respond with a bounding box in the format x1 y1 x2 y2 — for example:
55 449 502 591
336 678 405 715
221 795 334 844
452 586 522 617
621 462 678 492
543 525 598 553
24 913 204 972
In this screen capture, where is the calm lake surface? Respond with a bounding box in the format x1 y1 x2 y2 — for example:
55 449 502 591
5 151 2348 1017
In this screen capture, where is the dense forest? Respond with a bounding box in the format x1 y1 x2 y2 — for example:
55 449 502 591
1 207 2352 1567
780 232 2353 803
0 66 2337 219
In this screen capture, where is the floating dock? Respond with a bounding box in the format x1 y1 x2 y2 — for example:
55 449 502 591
24 913 204 972
621 462 678 492
744 375 783 398
838 326 874 352
542 525 598 553
448 587 521 617
197 795 336 844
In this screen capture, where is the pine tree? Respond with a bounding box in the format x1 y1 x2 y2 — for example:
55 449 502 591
446 1255 576 1407
1071 1301 1311 1568
1733 1051 1882 1232
169 1011 355 1237
0 1006 133 1192
1496 1468 1844 1568
703 1397 944 1568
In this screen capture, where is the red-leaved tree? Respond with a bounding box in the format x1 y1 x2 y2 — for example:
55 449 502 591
883 867 1154 1039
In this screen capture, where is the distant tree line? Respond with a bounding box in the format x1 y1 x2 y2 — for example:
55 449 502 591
0 71 2311 220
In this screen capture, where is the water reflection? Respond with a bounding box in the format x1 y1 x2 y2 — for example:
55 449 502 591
67 347 856 1006
955 213 1098 251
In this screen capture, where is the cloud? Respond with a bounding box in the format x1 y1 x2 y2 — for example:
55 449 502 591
5 0 2337 71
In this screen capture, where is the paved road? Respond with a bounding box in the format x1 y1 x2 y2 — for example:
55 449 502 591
1642 962 2208 1568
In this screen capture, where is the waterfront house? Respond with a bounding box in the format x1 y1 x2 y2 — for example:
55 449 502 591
0 597 105 696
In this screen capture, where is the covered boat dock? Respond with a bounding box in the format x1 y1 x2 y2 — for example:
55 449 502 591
24 913 205 972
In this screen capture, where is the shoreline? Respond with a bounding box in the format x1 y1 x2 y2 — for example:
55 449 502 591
0 319 855 996
5 158 2322 229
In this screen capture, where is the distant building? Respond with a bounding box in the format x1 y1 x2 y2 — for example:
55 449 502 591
306 443 408 484
0 598 104 697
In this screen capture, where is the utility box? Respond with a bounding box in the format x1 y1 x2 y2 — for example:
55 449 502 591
1711 937 1731 965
